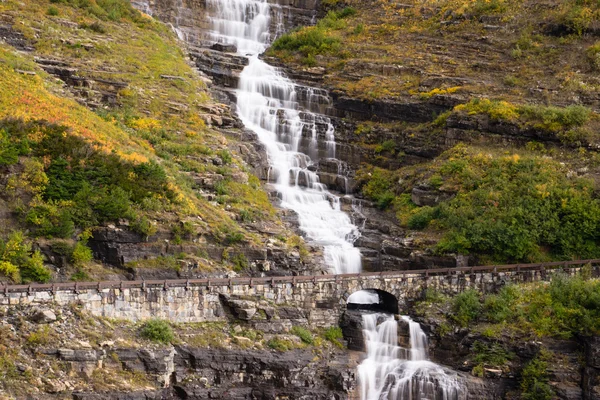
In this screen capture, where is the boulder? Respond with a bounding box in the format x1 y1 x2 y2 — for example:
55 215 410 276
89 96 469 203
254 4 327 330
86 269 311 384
30 308 57 324
210 42 237 53
411 185 455 206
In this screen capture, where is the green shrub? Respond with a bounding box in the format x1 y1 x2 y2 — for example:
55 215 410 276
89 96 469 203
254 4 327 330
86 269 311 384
269 6 356 62
224 231 244 245
454 99 591 133
71 241 93 266
94 187 132 221
51 240 73 256
0 261 21 283
0 120 31 166
587 42 600 71
47 6 60 15
26 326 51 347
471 363 485 377
452 289 481 327
323 326 344 348
558 4 594 36
407 206 438 230
239 209 253 222
172 221 195 244
271 27 341 57
432 146 600 262
335 7 357 18
545 274 600 336
291 326 314 345
140 319 174 344
483 285 519 323
518 104 591 132
374 139 396 154
1 232 51 283
217 150 232 165
231 253 248 272
0 119 175 240
471 341 513 367
375 192 395 209
214 180 229 196
20 251 51 283
423 288 446 304
26 201 75 238
130 215 157 238
474 275 600 337
267 337 294 352
521 357 554 400
0 354 18 382
357 167 396 210
70 268 91 281
428 174 443 188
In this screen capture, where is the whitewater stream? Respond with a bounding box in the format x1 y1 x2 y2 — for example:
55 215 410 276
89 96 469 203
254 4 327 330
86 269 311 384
205 0 361 274
357 313 466 400
203 0 463 398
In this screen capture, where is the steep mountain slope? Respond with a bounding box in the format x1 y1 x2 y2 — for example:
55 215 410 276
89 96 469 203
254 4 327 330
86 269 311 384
267 0 600 265
0 0 317 284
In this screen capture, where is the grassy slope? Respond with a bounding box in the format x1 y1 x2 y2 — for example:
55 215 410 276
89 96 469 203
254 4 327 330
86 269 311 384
0 0 301 282
270 0 600 106
269 0 600 264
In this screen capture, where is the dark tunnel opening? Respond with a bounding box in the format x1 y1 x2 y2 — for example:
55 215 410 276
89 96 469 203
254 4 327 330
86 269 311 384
346 289 399 314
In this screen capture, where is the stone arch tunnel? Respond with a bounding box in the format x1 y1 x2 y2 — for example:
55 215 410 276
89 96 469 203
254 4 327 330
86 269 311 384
345 289 399 314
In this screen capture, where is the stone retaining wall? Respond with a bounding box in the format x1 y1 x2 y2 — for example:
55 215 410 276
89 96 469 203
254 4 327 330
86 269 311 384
1 267 591 325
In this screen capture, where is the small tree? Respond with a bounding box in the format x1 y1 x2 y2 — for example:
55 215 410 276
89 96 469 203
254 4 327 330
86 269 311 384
140 319 174 344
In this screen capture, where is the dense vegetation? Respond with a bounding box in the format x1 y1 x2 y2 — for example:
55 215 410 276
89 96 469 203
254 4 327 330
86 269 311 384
422 272 600 339
269 0 600 104
358 144 600 263
1 119 172 238
451 99 594 145
0 231 50 283
269 7 357 66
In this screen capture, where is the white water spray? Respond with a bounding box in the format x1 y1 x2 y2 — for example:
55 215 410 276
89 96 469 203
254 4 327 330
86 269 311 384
206 0 362 273
357 313 466 400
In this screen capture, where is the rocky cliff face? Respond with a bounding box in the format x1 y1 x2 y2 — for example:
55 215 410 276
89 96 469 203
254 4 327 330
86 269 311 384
0 301 357 399
57 346 356 400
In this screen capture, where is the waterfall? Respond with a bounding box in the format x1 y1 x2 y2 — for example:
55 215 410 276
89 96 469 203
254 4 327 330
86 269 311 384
205 0 362 273
357 313 466 400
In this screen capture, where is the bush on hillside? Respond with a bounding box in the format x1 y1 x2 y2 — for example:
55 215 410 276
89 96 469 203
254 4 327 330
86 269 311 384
140 319 174 343
0 118 172 238
452 289 481 327
291 326 314 344
0 231 51 283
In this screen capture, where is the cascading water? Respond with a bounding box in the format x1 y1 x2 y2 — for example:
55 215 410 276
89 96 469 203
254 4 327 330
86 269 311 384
201 1 463 396
205 0 362 273
357 313 466 400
